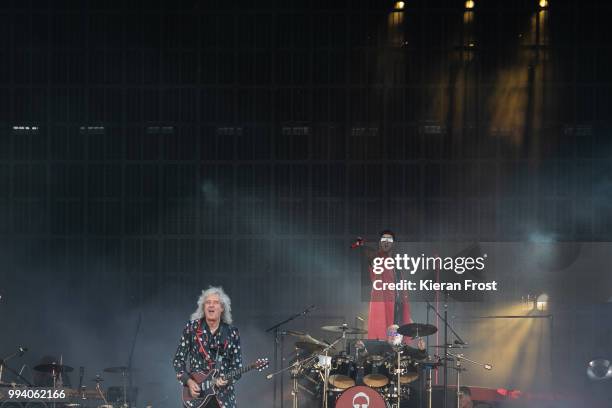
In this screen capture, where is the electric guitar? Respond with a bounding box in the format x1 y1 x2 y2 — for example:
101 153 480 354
181 358 269 408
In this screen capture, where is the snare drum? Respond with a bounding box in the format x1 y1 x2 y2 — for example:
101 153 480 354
363 356 390 388
328 355 357 390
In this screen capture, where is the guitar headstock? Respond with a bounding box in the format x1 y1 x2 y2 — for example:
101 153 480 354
253 358 270 371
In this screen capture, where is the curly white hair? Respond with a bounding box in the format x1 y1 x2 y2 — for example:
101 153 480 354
190 286 233 324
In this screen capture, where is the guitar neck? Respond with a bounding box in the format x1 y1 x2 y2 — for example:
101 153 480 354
224 363 257 380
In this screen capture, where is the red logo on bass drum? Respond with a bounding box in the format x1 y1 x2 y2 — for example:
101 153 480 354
335 386 387 408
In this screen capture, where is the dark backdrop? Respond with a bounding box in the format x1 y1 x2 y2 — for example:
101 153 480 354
1 0 612 406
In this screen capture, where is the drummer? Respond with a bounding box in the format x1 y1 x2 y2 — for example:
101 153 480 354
355 325 428 359
386 324 427 360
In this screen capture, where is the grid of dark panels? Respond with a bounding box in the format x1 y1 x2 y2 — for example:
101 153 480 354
0 1 611 311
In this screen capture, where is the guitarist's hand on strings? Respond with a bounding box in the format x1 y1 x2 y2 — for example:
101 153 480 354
187 378 200 398
215 376 228 387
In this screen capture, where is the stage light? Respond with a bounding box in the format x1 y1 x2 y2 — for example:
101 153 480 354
587 359 612 381
394 1 405 10
539 0 548 8
536 293 548 311
522 294 534 311
465 0 475 10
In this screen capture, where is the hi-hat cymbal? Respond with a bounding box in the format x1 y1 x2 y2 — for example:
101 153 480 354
321 324 367 335
103 366 138 374
397 323 437 338
34 363 74 373
295 341 326 353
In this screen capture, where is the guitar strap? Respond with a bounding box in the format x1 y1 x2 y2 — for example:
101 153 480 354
195 320 230 370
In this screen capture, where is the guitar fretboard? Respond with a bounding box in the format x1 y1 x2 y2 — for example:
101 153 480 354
224 362 259 379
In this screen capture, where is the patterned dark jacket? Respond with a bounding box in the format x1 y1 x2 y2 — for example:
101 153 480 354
173 320 243 408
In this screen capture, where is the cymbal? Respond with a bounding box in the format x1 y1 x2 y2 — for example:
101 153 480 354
103 366 137 374
397 323 437 338
430 344 469 349
0 381 23 388
285 330 306 337
302 334 328 346
321 324 367 335
295 341 326 353
34 363 74 373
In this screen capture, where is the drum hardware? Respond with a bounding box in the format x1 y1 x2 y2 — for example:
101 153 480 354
394 346 402 408
317 332 348 408
425 298 467 408
267 345 324 408
320 325 367 335
430 344 470 349
419 359 441 408
265 304 316 408
92 374 110 406
359 340 393 358
103 367 137 408
0 347 32 387
446 351 493 408
321 324 367 360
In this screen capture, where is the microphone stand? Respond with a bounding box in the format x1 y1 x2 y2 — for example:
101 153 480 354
124 313 142 408
426 298 466 408
265 305 315 408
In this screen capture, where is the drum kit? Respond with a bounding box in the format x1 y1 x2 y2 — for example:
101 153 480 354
0 362 138 408
270 322 443 408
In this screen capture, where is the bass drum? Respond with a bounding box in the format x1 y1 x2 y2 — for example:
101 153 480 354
334 385 389 408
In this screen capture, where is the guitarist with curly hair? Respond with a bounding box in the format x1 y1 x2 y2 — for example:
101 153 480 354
173 286 243 408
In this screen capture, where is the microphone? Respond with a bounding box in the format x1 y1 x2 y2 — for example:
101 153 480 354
18 346 28 356
350 237 364 249
266 374 273 380
454 340 467 346
484 364 493 371
355 315 364 322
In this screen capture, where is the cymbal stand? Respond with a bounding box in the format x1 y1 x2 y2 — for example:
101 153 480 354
426 299 467 408
426 364 433 408
122 369 129 408
319 333 345 408
446 351 493 408
290 364 300 408
395 347 403 408
94 374 110 406
420 358 440 408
